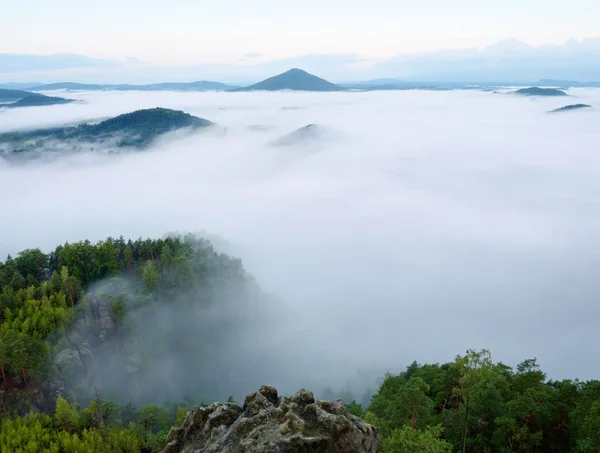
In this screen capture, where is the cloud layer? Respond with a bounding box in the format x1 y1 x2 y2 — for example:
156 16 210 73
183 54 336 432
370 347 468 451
1 88 600 398
3 38 600 84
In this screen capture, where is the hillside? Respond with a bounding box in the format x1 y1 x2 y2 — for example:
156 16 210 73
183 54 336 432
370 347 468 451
32 81 237 92
0 107 214 157
8 94 75 108
32 82 107 91
549 103 592 113
536 79 600 88
512 87 568 96
272 123 325 146
0 88 74 107
0 82 41 90
85 107 212 136
1 232 600 452
234 68 343 92
0 88 34 102
133 81 235 91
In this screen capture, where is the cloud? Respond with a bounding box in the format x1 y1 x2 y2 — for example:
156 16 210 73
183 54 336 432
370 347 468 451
0 53 124 73
1 88 600 402
0 53 369 85
4 38 600 84
374 37 600 81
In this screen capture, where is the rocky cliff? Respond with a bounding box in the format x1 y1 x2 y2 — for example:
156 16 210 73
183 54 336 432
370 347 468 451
161 385 380 453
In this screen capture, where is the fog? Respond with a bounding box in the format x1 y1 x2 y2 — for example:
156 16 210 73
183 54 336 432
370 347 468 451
1 88 600 401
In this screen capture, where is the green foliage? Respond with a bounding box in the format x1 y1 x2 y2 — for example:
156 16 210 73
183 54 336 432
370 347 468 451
365 350 600 453
549 103 592 113
1 392 147 452
54 396 80 431
139 404 170 433
109 296 127 331
174 407 189 426
8 94 74 108
2 232 599 453
0 233 253 451
0 108 213 155
346 400 364 417
576 401 600 452
382 425 452 453
513 87 568 96
142 260 161 294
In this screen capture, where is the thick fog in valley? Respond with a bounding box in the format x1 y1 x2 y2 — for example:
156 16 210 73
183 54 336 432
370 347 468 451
1 88 600 404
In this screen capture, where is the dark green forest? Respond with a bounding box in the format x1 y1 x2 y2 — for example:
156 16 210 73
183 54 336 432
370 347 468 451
512 87 568 97
7 95 74 108
0 108 213 157
0 88 74 107
549 104 592 113
0 235 599 452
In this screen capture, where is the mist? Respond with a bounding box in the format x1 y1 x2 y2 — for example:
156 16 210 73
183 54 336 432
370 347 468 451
1 88 600 403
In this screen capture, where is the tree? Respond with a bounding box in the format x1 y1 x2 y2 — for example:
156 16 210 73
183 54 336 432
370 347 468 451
142 261 160 293
346 400 364 417
0 332 9 384
399 377 433 431
61 266 81 307
382 425 452 453
124 246 134 276
14 249 48 283
120 402 138 427
9 334 49 383
110 297 127 333
454 349 494 453
576 401 600 452
54 396 80 432
139 404 170 433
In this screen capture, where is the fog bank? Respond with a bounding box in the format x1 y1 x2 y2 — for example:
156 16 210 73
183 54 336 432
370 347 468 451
1 88 600 399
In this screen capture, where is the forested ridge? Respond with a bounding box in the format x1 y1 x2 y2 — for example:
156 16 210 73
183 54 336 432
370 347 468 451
355 350 600 452
0 88 74 107
0 108 213 158
0 235 599 452
0 234 254 452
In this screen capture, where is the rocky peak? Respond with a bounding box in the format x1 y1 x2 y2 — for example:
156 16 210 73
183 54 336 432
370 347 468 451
161 385 380 453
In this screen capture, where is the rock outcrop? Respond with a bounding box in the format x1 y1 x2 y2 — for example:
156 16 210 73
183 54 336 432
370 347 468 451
161 385 380 453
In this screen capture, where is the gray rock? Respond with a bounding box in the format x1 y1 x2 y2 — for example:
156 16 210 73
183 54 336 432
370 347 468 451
161 385 380 453
55 349 85 378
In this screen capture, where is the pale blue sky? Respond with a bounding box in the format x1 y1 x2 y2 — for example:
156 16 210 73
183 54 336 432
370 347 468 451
1 0 599 64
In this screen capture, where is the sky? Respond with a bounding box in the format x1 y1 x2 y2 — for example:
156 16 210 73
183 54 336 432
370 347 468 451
2 0 600 83
1 88 600 398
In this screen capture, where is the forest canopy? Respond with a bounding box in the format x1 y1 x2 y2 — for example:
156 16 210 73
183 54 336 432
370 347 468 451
0 235 599 452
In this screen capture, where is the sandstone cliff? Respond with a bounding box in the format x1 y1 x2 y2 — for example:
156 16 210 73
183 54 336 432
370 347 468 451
161 385 380 453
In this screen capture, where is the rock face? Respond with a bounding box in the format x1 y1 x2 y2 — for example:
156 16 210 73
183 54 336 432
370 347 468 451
161 385 380 453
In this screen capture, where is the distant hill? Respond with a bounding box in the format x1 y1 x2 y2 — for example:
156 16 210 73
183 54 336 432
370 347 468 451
132 81 235 91
31 81 237 92
512 87 568 97
536 79 600 88
0 107 214 158
8 94 75 108
233 69 343 92
0 88 34 102
272 124 325 146
0 88 75 107
0 83 41 90
549 104 592 113
339 79 458 91
32 82 107 91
